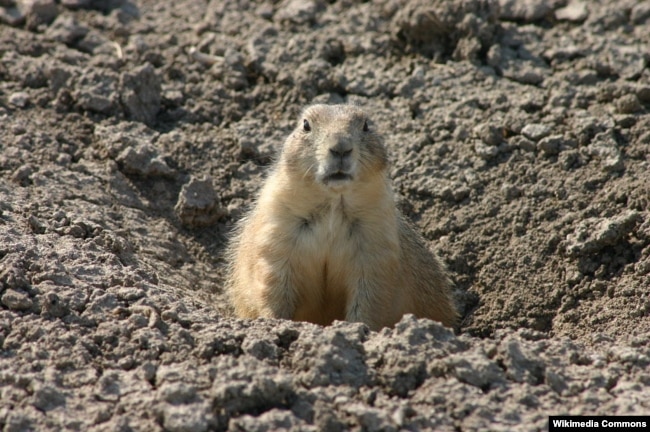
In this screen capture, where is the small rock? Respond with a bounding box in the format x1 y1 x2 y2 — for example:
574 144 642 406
163 405 208 432
9 92 30 108
291 323 370 388
10 118 28 135
615 94 643 114
440 183 471 203
0 6 25 26
86 293 119 315
95 122 159 159
498 0 552 21
555 0 588 22
120 63 161 126
74 70 119 114
510 135 536 152
537 134 564 156
76 31 111 55
11 164 34 185
0 260 29 289
587 129 624 172
45 14 88 44
18 0 58 29
545 369 569 394
521 123 551 141
4 412 34 432
630 2 650 25
501 183 521 201
474 141 499 160
55 153 72 167
31 383 66 411
274 0 324 25
116 143 174 178
448 352 505 389
256 3 274 20
559 150 580 170
1 288 33 311
115 287 146 302
242 338 281 362
474 123 503 146
28 214 47 234
636 258 650 276
564 210 640 257
502 61 546 85
140 362 157 383
162 90 184 107
219 49 249 91
390 0 498 61
499 338 545 385
453 36 482 62
41 292 69 318
158 382 197 404
391 0 449 45
614 114 636 129
94 371 122 402
174 177 225 228
65 220 89 238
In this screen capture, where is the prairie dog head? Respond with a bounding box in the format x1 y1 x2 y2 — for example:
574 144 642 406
281 104 388 192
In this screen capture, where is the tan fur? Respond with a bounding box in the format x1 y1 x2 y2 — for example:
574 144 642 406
226 104 458 330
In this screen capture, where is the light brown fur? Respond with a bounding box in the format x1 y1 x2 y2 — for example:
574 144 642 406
226 104 457 330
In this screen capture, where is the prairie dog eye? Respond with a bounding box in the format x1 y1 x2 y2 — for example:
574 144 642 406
303 119 311 132
363 120 369 132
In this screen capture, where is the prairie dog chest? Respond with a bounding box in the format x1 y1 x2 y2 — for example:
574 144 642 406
295 197 357 259
289 196 363 323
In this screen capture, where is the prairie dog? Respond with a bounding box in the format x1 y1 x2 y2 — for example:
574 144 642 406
226 104 457 330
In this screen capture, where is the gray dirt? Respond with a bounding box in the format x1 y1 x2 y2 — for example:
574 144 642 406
1 0 649 430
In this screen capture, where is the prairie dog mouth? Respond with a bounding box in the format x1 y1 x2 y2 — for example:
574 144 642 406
320 171 354 189
326 172 353 182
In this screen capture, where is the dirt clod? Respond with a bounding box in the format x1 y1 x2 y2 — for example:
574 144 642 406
175 176 225 227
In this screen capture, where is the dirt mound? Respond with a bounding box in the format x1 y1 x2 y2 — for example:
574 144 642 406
1 0 649 430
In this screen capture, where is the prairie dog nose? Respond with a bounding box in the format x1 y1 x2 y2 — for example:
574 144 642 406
329 147 352 159
328 137 353 159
